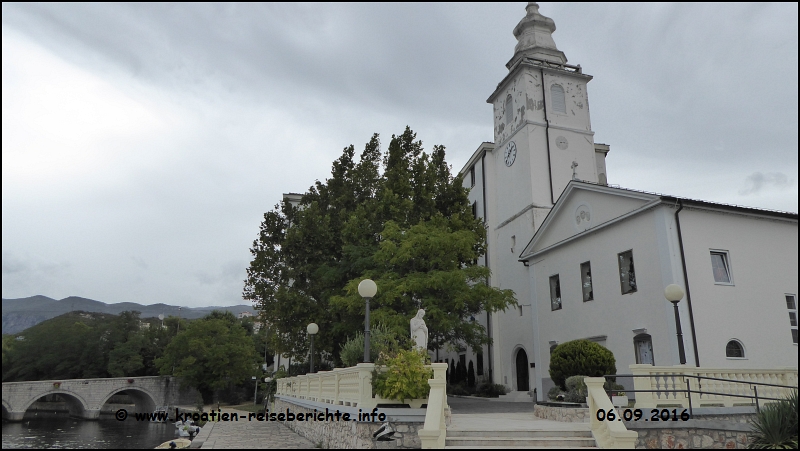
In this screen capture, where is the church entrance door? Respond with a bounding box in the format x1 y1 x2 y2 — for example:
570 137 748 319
515 349 529 392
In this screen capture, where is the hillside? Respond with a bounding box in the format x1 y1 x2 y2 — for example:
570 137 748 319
1 295 256 334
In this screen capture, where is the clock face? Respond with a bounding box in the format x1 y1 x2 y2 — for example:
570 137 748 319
504 141 517 167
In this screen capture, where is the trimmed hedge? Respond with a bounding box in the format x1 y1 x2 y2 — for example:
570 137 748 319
549 339 616 390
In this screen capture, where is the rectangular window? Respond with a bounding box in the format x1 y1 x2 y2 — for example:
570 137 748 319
580 261 593 301
787 294 798 344
476 352 484 376
549 274 562 311
710 251 733 284
470 167 475 187
471 201 478 219
618 250 637 295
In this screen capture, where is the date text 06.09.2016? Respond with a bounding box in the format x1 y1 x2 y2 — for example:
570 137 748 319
596 408 690 422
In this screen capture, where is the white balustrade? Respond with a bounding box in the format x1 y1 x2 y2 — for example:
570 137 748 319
275 362 448 410
586 377 638 449
631 365 798 409
418 363 449 449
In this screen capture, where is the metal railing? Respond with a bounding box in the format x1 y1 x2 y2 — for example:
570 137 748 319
604 373 797 417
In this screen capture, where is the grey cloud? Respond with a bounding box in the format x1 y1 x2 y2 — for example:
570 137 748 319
130 256 148 270
2 252 29 275
739 172 791 196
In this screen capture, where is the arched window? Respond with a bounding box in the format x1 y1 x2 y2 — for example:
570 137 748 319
633 333 654 365
551 84 566 114
504 94 513 125
726 340 745 358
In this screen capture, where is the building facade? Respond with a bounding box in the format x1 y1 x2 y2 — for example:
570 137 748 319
444 3 798 397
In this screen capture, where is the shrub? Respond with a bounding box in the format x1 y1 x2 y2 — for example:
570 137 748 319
605 381 626 396
748 390 798 449
340 324 406 367
547 385 564 401
475 382 507 398
562 375 588 403
467 361 476 387
447 382 472 396
549 339 616 390
372 348 432 403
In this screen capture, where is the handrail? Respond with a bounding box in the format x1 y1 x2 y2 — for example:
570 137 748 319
586 377 637 449
625 365 798 411
418 363 448 449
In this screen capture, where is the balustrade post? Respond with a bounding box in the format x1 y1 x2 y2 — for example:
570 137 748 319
630 364 656 408
334 369 341 406
356 363 375 409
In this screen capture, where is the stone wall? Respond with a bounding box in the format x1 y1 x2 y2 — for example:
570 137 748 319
533 404 589 422
631 427 751 449
274 396 424 449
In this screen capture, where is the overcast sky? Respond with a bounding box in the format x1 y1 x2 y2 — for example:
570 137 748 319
3 3 797 307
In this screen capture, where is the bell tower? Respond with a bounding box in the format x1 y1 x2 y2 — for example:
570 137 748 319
479 3 610 389
487 3 607 223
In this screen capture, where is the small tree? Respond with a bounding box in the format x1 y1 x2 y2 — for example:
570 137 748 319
549 339 616 390
467 360 475 387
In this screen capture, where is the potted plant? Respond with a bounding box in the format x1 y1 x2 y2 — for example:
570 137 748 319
53 382 61 389
127 379 134 384
612 391 628 407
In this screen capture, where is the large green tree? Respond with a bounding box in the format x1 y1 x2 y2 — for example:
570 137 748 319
244 127 515 366
156 311 258 403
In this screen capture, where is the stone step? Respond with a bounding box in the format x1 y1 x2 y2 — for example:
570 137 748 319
448 429 593 438
445 436 598 448
495 391 534 402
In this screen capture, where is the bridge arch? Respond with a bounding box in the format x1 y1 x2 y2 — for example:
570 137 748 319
2 399 11 419
98 386 158 414
19 390 92 419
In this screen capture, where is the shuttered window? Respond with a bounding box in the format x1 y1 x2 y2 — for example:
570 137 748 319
551 84 566 113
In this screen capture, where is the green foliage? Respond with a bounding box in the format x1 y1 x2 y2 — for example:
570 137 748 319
467 360 475 387
108 335 145 377
447 382 471 396
748 390 799 449
475 382 507 398
156 310 258 403
339 324 407 367
564 375 588 403
548 385 564 401
549 339 616 390
244 128 516 365
604 381 626 395
2 310 180 382
372 348 432 403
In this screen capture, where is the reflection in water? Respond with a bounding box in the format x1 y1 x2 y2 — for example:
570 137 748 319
2 417 179 449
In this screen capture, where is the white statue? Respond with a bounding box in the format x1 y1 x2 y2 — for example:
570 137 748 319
410 309 428 350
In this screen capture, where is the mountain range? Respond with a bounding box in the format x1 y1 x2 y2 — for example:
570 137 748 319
1 295 257 334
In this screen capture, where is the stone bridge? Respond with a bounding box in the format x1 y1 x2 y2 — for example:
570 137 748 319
2 376 179 421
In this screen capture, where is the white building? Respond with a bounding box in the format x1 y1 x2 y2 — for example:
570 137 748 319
519 181 798 395
445 3 798 397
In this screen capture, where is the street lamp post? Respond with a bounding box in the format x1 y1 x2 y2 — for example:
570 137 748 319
665 284 687 365
358 279 378 363
307 323 319 373
252 375 258 405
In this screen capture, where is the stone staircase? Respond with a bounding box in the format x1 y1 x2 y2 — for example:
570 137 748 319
445 427 598 449
494 390 534 403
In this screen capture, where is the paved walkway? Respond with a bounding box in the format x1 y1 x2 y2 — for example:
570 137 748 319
189 398 585 448
186 406 315 449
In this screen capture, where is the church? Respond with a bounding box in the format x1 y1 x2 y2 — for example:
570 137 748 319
440 3 798 398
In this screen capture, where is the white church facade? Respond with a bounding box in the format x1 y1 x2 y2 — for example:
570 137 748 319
441 3 798 398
